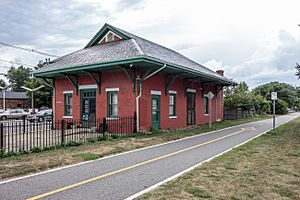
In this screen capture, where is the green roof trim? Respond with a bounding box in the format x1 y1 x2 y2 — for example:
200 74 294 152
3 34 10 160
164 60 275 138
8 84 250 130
33 56 235 85
84 23 131 48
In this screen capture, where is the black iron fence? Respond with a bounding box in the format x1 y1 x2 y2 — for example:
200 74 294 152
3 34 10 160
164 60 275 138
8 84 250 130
0 114 137 154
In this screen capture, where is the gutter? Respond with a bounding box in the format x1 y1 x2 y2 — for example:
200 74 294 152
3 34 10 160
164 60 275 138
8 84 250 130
33 57 235 85
136 64 167 132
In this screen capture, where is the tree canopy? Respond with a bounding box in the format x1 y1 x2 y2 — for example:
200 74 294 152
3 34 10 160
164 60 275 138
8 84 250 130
6 66 32 91
225 81 299 115
253 81 299 108
5 61 52 108
0 79 7 88
224 82 270 113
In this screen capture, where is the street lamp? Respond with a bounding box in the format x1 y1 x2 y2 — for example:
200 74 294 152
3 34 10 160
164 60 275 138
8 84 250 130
21 85 44 114
0 73 8 111
0 86 10 111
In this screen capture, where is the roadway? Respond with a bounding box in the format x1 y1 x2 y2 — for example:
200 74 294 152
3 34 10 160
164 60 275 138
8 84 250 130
0 113 299 200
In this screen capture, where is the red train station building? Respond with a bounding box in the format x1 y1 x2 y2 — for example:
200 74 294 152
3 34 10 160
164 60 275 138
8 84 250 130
34 23 235 131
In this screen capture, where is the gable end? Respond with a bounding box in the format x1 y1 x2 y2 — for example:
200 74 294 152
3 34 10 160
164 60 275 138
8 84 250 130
84 23 130 48
99 30 123 44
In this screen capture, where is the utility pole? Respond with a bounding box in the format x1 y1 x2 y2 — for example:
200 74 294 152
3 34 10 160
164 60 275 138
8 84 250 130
21 85 44 114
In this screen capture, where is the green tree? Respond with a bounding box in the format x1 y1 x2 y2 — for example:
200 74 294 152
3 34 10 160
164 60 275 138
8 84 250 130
275 99 288 114
23 60 53 108
253 82 297 108
295 63 300 78
0 79 7 88
224 82 269 113
24 78 52 108
6 66 31 91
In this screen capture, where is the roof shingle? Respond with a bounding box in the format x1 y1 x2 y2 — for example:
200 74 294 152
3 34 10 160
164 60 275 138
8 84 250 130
34 24 235 84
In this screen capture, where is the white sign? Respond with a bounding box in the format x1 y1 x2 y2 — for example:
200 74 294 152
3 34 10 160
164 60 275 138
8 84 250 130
271 92 277 100
207 91 214 100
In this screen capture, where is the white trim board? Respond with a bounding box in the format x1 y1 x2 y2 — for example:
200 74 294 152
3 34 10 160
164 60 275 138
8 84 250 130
79 85 97 90
169 90 177 94
63 116 73 119
186 88 196 93
151 90 161 95
63 90 73 94
106 88 119 92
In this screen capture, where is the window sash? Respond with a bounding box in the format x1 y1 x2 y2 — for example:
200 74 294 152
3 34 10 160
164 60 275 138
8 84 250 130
64 94 72 116
169 94 176 116
108 92 118 117
204 97 209 114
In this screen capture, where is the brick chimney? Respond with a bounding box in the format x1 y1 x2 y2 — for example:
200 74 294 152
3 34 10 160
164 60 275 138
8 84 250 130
216 70 224 76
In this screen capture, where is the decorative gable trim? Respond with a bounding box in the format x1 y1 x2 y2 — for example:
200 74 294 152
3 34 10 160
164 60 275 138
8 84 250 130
98 30 122 44
84 23 130 48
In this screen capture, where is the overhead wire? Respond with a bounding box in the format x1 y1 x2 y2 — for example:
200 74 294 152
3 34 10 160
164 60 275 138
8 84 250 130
0 41 60 58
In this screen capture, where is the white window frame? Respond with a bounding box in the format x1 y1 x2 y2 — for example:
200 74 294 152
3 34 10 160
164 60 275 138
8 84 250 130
106 88 119 92
186 88 196 93
79 84 97 90
63 90 73 94
150 90 161 95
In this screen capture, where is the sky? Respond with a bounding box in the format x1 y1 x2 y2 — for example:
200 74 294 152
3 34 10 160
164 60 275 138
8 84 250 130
0 0 300 88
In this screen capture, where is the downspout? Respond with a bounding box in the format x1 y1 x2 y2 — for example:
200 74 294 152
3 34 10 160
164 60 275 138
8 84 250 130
136 64 167 132
136 76 142 132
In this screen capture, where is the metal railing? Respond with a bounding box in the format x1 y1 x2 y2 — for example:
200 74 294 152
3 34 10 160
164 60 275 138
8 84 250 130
0 113 137 154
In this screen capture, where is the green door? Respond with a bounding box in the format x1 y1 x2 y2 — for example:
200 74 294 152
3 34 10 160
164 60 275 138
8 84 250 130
152 95 160 130
80 89 96 127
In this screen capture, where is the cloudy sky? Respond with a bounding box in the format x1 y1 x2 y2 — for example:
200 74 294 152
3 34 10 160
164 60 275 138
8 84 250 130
1 0 300 88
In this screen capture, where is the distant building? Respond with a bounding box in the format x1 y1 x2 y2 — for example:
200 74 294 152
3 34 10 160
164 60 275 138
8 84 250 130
0 91 30 109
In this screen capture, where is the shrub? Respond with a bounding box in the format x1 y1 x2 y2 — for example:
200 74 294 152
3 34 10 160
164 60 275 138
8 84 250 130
275 99 288 114
111 134 119 139
31 147 43 153
66 141 82 147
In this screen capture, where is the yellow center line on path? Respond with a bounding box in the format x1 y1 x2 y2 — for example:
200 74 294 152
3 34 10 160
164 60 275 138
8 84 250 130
27 127 254 200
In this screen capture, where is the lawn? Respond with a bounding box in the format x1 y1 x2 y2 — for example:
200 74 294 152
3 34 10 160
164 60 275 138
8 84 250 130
138 117 300 200
0 115 270 180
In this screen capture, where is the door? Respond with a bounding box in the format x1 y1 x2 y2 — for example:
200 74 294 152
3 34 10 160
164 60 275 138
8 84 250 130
151 95 160 130
81 90 96 127
187 92 196 125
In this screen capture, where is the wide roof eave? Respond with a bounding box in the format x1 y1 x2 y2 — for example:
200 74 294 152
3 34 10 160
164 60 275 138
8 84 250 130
33 56 236 86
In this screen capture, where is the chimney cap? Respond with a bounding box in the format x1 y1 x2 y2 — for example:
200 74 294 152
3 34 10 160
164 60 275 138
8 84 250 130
216 70 224 76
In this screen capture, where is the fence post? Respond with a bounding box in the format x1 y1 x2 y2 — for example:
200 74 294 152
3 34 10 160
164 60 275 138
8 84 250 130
102 117 106 137
61 119 65 144
0 123 3 153
133 112 137 133
23 115 26 134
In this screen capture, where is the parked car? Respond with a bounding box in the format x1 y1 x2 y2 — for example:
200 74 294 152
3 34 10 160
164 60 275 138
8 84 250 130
0 109 30 120
27 109 53 122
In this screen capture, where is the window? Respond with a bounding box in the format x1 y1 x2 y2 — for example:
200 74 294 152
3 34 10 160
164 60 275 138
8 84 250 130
169 94 176 116
108 92 118 117
64 93 72 116
204 96 209 115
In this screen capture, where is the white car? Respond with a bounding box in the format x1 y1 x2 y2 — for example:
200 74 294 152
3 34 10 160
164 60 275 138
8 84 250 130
27 109 53 122
0 109 30 120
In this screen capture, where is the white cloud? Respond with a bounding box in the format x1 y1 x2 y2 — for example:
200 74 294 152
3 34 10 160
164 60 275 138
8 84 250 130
0 0 300 88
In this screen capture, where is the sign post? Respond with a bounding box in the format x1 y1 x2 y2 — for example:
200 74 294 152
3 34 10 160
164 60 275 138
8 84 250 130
207 91 214 129
271 92 277 129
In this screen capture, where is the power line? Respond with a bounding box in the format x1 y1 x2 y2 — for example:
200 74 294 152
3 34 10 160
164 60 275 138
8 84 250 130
0 58 36 68
0 41 60 58
0 65 11 69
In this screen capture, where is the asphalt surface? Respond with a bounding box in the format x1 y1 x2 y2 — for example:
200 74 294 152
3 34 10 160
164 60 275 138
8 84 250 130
0 113 299 200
